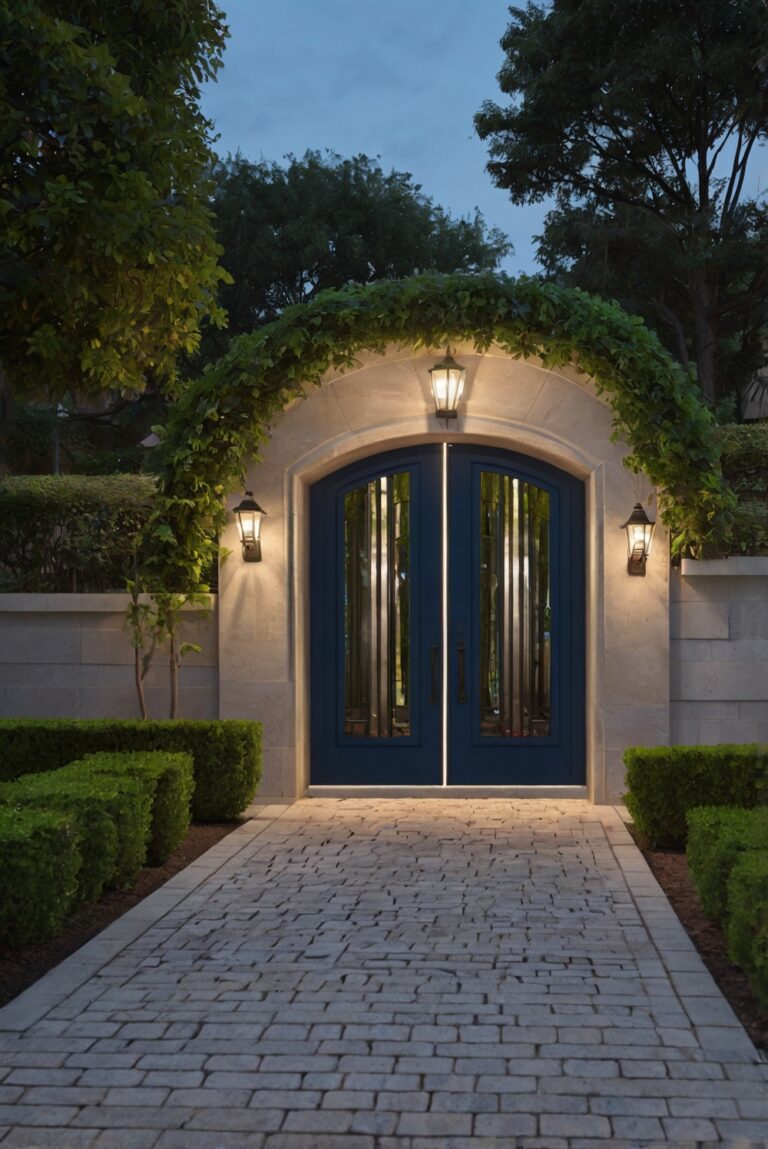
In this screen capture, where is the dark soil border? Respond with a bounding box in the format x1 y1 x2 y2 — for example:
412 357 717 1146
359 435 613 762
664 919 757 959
633 829 767 1051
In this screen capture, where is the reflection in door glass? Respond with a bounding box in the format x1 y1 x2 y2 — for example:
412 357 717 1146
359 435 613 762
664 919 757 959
479 473 550 737
344 472 410 737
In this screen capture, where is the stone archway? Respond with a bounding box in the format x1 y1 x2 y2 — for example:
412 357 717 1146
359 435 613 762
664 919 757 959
217 346 669 804
150 273 727 802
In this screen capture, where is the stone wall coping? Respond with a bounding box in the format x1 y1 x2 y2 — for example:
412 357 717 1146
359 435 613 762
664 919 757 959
0 593 216 613
680 556 768 577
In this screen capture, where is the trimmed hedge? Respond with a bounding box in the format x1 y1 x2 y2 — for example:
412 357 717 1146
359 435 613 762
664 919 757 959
0 474 155 592
2 769 152 892
0 751 197 945
726 850 768 1008
78 751 194 864
0 719 261 821
0 768 118 903
716 423 768 556
686 806 768 922
0 806 81 944
623 744 765 847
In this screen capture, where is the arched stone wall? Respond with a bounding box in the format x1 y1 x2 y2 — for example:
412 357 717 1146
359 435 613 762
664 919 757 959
217 344 669 803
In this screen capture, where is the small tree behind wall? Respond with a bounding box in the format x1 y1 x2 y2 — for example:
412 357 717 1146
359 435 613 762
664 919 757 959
126 581 212 719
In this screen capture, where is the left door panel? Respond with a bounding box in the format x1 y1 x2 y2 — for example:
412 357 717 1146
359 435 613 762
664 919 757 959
310 447 442 785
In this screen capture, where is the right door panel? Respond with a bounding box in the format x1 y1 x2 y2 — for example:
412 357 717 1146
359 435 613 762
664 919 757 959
447 446 585 785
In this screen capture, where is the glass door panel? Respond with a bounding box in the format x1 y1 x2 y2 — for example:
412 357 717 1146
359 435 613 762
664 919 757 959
479 472 551 739
343 472 411 738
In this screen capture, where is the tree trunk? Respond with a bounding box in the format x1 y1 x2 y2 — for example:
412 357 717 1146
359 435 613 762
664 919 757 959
689 270 719 406
134 647 148 720
169 635 178 719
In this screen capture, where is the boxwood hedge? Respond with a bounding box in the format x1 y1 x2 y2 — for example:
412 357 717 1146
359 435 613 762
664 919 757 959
3 769 152 892
77 751 194 864
0 806 81 945
623 744 765 847
726 850 768 1008
0 718 261 821
686 806 768 922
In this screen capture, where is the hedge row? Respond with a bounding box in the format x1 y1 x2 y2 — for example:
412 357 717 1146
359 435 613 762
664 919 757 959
716 423 768 556
0 718 262 821
0 751 193 945
0 806 80 945
622 744 766 847
81 751 194 865
0 474 156 593
686 806 768 920
687 806 768 1007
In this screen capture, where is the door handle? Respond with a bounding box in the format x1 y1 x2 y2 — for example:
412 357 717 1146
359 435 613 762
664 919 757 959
457 637 468 704
429 643 438 704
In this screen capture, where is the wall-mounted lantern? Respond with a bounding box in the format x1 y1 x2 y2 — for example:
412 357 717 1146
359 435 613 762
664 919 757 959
621 502 656 576
429 351 466 419
233 491 267 562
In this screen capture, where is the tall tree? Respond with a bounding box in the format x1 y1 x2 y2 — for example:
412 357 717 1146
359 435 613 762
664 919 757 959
475 0 768 407
0 0 229 403
199 150 511 363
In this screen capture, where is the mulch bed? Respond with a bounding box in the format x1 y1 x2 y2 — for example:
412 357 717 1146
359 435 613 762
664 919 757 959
635 831 768 1052
0 817 765 1055
0 820 240 1010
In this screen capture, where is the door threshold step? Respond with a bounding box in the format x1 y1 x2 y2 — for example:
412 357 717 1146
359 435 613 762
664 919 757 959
306 785 589 799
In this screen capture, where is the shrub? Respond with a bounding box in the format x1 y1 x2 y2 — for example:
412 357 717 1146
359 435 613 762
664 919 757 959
623 744 765 847
726 849 768 1008
686 806 768 922
0 775 116 904
78 751 194 864
2 769 152 891
0 719 261 820
0 806 81 944
0 474 156 592
716 423 768 556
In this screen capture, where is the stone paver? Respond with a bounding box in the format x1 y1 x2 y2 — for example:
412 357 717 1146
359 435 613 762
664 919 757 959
0 798 766 1148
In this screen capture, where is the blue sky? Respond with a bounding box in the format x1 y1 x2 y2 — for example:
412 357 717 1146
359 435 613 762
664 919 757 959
199 1 550 274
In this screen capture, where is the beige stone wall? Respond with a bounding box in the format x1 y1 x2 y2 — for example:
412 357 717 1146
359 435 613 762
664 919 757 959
219 345 671 803
0 594 218 720
671 558 768 744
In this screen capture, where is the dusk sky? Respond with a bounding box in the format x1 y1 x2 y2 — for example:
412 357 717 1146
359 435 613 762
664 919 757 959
200 0 551 274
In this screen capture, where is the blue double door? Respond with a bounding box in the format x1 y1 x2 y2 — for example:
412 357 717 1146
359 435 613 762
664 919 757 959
310 445 585 786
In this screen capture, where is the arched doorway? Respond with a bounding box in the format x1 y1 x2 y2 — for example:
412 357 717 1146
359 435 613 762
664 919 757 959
309 443 585 786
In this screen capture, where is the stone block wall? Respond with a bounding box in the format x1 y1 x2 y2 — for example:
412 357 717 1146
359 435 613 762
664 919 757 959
0 594 218 721
670 558 768 744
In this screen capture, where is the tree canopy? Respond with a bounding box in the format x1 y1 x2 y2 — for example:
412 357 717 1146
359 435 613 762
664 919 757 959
198 150 512 364
0 0 229 402
475 0 768 408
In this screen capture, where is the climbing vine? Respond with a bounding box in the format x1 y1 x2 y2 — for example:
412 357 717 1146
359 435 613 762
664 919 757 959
145 272 737 589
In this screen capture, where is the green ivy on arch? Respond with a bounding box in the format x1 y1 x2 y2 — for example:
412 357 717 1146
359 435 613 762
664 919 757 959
147 272 736 589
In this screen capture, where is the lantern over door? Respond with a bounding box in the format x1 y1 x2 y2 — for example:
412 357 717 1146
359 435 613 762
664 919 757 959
429 352 466 419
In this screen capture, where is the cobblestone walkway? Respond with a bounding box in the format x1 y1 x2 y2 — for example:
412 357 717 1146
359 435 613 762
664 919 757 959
0 799 766 1149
